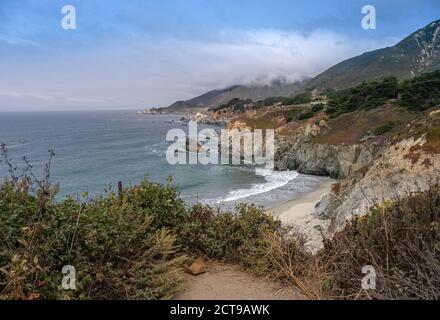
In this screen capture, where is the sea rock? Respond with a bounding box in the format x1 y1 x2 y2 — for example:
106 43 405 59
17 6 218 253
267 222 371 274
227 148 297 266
185 258 206 275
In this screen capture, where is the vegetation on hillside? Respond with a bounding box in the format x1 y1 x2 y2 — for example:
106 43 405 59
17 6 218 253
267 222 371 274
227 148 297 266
324 77 399 118
373 121 397 135
324 71 440 118
398 70 440 111
213 98 253 113
283 92 312 105
213 91 313 115
284 107 303 123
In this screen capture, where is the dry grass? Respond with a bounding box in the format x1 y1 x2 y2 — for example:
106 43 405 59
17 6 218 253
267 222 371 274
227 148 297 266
315 105 415 145
317 184 440 299
238 184 440 300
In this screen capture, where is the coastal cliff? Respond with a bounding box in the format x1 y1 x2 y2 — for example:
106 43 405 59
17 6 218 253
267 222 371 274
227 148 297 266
272 108 440 240
274 130 378 179
219 69 440 245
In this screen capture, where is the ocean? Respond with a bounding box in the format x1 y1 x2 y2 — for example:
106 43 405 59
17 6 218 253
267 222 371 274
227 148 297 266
0 110 328 209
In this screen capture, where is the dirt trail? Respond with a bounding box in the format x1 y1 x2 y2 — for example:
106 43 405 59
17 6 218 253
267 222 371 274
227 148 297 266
174 262 304 300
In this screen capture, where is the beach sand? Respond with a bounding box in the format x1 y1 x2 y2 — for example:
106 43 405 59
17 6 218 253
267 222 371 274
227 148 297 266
271 179 335 251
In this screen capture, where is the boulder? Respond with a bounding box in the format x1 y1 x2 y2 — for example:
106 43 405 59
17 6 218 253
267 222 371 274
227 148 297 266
185 258 206 275
318 119 329 128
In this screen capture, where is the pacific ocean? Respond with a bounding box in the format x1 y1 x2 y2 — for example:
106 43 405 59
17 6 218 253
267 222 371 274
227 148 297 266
0 110 327 208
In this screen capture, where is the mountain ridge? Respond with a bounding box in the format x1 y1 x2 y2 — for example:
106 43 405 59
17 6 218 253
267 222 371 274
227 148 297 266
305 19 440 90
167 81 305 111
166 19 440 110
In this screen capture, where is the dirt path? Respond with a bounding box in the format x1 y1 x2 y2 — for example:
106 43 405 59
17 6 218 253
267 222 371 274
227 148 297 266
174 262 304 300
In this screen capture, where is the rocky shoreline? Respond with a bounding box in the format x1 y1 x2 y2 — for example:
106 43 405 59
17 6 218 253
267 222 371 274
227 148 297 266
272 113 440 241
137 105 440 246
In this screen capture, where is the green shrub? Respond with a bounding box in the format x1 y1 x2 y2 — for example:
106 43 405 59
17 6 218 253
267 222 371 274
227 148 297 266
213 98 252 112
325 71 440 118
298 111 315 120
0 176 187 300
398 70 440 111
325 76 398 117
428 126 440 141
311 103 325 113
373 121 396 135
181 204 281 261
284 92 312 105
284 107 302 122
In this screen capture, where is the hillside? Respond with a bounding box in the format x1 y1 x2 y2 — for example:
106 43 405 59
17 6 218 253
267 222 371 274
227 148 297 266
305 19 440 90
167 81 305 111
166 19 440 112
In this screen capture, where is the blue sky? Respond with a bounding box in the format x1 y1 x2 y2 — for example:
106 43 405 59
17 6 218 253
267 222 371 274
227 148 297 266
0 0 439 110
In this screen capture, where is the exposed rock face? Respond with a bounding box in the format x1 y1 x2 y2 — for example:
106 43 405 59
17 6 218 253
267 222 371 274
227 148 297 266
274 125 379 179
274 112 440 245
322 136 440 235
274 124 323 172
295 143 376 178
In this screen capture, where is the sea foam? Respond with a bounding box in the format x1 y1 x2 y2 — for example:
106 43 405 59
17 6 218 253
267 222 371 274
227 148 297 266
215 168 299 203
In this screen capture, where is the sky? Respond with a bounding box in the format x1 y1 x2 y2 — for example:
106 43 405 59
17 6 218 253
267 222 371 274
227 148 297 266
0 0 439 111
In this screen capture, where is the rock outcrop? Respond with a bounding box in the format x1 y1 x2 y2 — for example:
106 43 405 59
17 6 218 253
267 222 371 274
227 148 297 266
274 124 379 179
321 135 440 235
274 111 440 244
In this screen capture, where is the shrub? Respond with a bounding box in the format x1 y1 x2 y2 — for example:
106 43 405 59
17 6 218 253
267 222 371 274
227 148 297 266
325 71 440 118
213 98 252 113
284 107 302 122
253 97 285 109
0 146 187 300
325 76 398 117
298 111 315 120
0 176 187 300
398 70 440 111
181 204 284 262
319 184 440 299
373 121 396 135
285 92 312 105
311 103 325 113
428 126 440 142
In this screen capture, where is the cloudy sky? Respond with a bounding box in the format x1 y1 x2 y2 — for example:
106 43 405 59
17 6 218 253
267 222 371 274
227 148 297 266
0 0 439 111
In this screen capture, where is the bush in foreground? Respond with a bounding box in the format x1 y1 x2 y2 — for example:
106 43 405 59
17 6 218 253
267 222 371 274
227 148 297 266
319 184 440 299
0 172 187 299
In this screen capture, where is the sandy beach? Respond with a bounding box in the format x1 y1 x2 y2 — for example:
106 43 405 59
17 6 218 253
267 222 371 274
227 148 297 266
273 179 334 222
271 179 335 250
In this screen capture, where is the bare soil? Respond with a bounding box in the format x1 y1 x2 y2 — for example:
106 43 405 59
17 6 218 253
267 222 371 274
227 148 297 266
174 262 304 300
